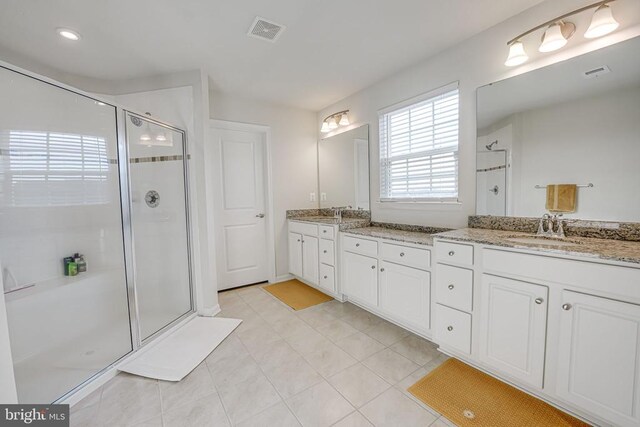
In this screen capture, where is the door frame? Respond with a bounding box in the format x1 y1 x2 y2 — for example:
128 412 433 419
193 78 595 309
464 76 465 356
207 119 276 288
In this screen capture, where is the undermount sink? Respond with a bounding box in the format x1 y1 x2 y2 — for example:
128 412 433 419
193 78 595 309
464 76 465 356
505 236 582 247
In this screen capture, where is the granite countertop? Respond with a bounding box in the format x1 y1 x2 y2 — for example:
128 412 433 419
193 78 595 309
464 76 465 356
289 216 370 231
342 226 439 246
434 228 640 265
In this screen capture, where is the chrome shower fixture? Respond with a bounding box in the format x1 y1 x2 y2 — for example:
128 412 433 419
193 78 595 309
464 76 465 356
486 140 498 151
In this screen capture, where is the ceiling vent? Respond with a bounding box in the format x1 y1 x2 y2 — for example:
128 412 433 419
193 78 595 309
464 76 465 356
582 65 611 79
247 17 285 43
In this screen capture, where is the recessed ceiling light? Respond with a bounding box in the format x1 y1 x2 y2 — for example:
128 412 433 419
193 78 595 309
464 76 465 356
57 28 81 41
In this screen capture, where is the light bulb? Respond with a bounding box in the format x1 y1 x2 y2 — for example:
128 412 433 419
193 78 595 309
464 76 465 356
539 23 568 53
57 28 81 41
328 117 338 130
321 121 331 133
585 4 619 38
505 41 528 67
339 113 350 126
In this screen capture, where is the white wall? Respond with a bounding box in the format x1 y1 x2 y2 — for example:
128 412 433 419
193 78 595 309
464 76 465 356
316 0 640 228
209 91 318 280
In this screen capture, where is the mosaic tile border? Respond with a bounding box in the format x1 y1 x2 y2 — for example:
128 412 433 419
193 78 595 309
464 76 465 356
469 215 640 242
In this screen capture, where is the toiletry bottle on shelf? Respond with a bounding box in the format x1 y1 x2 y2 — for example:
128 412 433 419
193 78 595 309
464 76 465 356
67 260 78 276
77 254 87 273
63 256 74 276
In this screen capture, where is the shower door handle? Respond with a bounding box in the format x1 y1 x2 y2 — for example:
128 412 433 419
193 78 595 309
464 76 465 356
256 213 265 218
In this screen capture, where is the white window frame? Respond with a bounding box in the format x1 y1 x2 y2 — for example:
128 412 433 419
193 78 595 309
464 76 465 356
378 81 460 203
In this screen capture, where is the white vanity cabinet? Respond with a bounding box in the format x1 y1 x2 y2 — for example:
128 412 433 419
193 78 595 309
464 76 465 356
556 290 640 427
343 250 378 306
288 220 340 297
478 274 548 388
433 236 640 427
341 233 433 337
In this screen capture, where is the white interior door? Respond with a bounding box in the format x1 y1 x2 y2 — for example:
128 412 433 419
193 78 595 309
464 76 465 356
210 127 268 290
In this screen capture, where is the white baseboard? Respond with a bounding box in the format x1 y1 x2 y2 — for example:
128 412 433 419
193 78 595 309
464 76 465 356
272 274 294 283
199 304 221 317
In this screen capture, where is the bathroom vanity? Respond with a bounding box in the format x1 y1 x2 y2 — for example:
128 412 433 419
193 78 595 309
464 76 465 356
432 228 640 427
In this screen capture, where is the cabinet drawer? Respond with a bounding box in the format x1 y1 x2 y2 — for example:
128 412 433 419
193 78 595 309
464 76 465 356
381 242 430 270
436 241 474 266
319 239 335 266
289 220 318 237
436 264 473 312
435 304 471 354
320 264 335 293
319 225 335 240
343 235 378 257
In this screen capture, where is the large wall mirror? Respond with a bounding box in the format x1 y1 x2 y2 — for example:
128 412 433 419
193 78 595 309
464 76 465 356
476 36 640 222
318 124 370 210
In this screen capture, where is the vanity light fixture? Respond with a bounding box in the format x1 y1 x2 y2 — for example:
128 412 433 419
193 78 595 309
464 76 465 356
321 110 350 133
57 28 81 41
504 0 619 66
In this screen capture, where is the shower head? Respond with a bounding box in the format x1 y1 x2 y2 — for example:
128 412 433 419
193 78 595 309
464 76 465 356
486 140 498 151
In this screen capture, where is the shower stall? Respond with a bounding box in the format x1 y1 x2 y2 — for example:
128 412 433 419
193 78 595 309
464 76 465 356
0 65 195 403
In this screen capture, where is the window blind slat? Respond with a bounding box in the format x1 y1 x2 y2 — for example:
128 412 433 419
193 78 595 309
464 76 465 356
379 87 459 201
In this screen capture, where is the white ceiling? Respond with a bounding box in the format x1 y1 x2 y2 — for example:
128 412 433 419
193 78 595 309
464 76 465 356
0 0 544 110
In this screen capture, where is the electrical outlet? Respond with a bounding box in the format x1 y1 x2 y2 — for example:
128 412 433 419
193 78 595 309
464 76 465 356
309 192 316 202
321 192 327 201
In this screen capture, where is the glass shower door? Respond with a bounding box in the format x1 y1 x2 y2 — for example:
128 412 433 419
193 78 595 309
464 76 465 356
0 67 132 403
125 113 192 341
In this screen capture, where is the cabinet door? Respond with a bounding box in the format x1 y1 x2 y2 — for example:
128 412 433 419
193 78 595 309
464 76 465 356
288 232 303 277
343 251 378 306
556 291 640 427
380 261 430 330
479 275 548 388
302 235 319 285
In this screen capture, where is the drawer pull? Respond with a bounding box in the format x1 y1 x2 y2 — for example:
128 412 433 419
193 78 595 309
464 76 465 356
447 326 454 331
356 243 360 247
371 265 376 269
448 284 455 290
380 268 385 272
400 252 405 257
535 298 544 305
562 303 572 311
448 251 455 256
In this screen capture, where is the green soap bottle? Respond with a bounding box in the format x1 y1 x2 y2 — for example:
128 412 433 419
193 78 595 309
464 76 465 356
67 261 78 276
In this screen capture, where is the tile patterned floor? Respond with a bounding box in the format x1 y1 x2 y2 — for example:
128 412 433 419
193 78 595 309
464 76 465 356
70 283 456 427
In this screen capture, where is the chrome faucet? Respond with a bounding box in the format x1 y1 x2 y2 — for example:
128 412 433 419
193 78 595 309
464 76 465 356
537 213 565 238
331 206 352 221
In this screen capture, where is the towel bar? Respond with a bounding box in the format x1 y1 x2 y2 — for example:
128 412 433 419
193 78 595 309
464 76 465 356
534 183 593 189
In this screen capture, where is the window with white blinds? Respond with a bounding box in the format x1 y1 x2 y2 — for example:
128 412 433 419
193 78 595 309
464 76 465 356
0 130 111 207
379 84 459 202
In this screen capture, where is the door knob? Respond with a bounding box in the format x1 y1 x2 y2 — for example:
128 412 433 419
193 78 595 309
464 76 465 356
256 213 265 218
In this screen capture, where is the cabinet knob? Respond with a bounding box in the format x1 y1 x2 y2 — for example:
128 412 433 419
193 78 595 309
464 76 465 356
447 326 454 331
371 265 376 269
448 251 455 256
535 298 544 305
297 239 301 242
356 243 360 247
400 252 405 257
324 275 328 279
448 284 455 290
323 230 327 233
380 268 385 272
323 250 327 253
562 303 572 311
